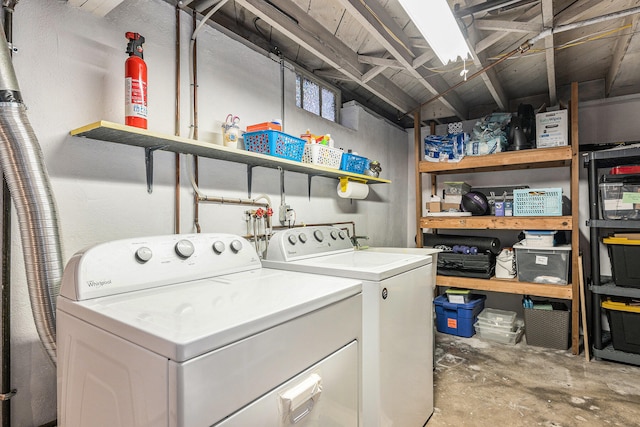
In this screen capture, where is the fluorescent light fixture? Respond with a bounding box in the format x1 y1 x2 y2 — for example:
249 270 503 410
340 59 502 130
398 0 471 65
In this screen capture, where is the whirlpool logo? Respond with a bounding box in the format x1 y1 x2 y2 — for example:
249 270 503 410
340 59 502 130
87 279 112 288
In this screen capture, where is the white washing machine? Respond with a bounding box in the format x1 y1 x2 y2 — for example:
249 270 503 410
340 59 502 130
263 226 435 427
57 233 363 427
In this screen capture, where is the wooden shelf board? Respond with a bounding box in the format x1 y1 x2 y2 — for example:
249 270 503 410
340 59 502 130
70 121 391 184
419 146 572 174
436 275 573 299
420 216 573 230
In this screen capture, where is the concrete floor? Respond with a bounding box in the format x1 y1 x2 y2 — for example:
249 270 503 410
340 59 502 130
428 332 640 426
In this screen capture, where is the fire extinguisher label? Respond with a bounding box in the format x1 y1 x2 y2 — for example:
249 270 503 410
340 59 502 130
125 77 147 118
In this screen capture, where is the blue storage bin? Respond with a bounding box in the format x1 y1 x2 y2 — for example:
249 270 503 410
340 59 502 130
243 130 306 161
340 152 368 174
434 294 486 337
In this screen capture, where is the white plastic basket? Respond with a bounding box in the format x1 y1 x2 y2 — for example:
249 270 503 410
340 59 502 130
301 144 343 169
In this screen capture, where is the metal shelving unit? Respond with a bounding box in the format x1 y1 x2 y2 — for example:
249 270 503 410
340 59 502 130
414 82 582 355
584 144 640 366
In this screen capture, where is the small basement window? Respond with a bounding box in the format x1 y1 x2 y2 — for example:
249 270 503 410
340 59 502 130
295 72 339 122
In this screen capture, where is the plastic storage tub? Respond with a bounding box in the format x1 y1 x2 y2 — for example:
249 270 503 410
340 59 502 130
445 288 471 304
602 299 640 354
599 174 640 220
513 242 571 285
434 294 486 338
603 237 640 288
474 320 524 345
477 308 517 328
523 230 557 246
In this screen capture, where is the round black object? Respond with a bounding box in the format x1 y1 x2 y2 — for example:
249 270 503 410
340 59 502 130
461 191 489 215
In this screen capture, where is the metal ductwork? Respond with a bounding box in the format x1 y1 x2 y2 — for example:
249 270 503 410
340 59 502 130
0 23 62 365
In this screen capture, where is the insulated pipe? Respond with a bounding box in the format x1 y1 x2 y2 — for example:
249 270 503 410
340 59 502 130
2 2 15 423
0 27 63 365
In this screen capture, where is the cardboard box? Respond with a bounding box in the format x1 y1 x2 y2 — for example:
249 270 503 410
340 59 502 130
441 202 461 211
536 110 568 148
428 201 441 212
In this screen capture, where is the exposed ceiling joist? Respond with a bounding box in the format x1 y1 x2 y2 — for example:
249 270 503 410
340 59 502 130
338 0 468 119
413 51 435 69
358 55 404 69
466 25 509 110
473 18 542 33
606 6 639 96
474 4 540 53
234 0 418 114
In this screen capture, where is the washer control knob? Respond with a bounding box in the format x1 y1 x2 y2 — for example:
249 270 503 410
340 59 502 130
230 239 243 253
338 230 347 240
288 235 298 245
298 233 308 243
135 247 153 263
313 230 324 242
212 241 226 254
175 240 195 259
330 230 338 240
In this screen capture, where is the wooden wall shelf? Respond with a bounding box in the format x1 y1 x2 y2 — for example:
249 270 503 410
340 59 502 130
71 121 391 193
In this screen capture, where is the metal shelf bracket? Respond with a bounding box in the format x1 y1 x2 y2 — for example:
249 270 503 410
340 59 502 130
144 145 168 194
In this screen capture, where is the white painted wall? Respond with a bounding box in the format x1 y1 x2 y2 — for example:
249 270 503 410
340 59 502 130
6 0 409 425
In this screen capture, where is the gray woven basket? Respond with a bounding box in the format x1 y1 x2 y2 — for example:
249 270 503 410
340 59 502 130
524 308 570 350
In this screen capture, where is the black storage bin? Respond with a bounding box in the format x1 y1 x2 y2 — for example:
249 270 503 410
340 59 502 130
602 299 640 354
603 237 640 288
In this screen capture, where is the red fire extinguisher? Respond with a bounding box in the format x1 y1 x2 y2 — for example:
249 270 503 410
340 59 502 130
125 32 147 129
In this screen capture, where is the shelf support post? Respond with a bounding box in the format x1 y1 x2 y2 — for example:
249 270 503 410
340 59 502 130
307 175 312 200
144 145 168 194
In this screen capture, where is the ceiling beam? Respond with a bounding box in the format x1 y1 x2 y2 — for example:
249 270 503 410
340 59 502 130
606 6 640 96
473 19 542 33
413 51 436 69
474 4 540 53
541 0 557 106
358 55 404 69
337 0 468 119
361 66 386 83
555 0 606 25
465 24 509 111
234 0 418 114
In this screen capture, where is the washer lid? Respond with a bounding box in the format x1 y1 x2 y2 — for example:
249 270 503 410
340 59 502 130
57 268 361 362
262 250 432 281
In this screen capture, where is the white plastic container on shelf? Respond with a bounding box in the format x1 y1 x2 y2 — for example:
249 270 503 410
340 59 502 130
523 230 557 246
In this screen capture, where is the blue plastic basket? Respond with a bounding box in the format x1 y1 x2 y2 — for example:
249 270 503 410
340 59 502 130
513 188 563 216
340 152 368 174
243 130 306 161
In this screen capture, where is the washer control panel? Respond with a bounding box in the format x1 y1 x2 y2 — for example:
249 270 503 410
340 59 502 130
266 226 354 261
60 233 260 301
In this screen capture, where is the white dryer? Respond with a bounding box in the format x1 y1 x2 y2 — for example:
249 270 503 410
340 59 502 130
263 226 435 427
57 233 362 427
